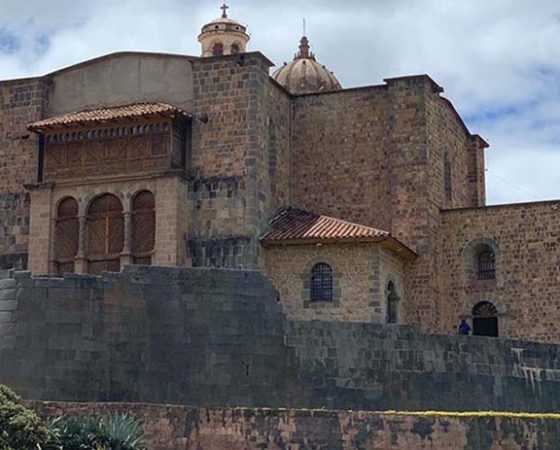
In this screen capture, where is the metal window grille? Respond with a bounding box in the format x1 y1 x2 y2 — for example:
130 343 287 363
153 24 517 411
477 249 495 280
310 263 333 302
472 301 498 318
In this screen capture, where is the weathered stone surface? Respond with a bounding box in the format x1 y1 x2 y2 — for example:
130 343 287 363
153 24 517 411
3 266 560 413
29 401 560 450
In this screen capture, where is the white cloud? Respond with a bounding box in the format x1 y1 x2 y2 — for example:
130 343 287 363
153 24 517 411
1 0 560 204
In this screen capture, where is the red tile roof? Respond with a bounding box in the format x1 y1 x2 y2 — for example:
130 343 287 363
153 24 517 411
28 102 189 132
261 208 416 257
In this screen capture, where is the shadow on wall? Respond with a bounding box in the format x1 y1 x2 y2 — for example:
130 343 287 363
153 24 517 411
1 266 560 412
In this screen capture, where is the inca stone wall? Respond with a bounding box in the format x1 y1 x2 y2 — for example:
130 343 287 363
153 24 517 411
440 200 560 342
3 266 560 412
30 402 560 450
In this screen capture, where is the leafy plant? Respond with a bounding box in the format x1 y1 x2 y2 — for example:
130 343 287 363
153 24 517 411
0 384 47 450
45 413 146 450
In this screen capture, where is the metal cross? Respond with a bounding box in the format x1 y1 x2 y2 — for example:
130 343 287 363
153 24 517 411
220 3 229 18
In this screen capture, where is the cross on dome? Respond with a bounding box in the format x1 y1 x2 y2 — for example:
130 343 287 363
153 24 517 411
220 2 229 18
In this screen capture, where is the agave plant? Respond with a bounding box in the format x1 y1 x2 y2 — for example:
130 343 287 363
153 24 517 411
44 413 145 450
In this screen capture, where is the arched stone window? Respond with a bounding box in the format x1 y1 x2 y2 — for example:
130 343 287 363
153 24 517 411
310 263 333 302
86 194 124 274
54 197 79 275
231 42 240 54
444 152 452 201
476 246 496 280
387 281 399 324
131 190 155 265
212 42 224 56
472 301 498 337
463 238 500 283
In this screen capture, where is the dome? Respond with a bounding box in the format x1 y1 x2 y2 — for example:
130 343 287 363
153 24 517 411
198 4 250 58
272 36 342 95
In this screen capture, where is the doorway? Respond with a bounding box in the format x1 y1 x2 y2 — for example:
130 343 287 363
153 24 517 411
472 301 498 337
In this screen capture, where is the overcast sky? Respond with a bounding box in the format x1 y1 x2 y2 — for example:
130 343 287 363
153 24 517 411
1 0 560 205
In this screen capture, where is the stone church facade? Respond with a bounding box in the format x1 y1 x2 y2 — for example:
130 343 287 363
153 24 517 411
1 6 560 342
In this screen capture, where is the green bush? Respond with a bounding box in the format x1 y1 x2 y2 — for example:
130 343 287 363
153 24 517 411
45 413 146 450
0 384 47 450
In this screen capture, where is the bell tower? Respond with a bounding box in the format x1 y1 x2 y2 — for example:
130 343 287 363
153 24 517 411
198 3 250 57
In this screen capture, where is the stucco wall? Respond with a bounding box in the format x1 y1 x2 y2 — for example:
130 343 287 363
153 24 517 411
46 52 194 115
440 200 560 342
30 402 560 450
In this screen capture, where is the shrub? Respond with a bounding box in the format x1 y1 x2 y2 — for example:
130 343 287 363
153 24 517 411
45 413 146 450
0 384 47 450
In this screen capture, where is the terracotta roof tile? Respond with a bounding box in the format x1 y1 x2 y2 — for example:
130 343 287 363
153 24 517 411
261 208 389 242
261 208 416 258
28 102 189 132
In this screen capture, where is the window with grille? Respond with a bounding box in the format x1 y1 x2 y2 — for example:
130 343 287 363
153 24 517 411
86 194 124 274
477 247 496 280
54 197 79 275
131 190 155 265
310 263 333 302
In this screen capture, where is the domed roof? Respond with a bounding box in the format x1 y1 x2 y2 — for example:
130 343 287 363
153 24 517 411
272 36 342 95
199 4 248 36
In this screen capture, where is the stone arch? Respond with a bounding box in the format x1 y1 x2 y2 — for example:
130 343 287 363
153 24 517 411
472 300 499 337
54 196 79 275
86 193 124 274
300 256 341 308
131 190 155 265
385 275 401 324
212 41 224 56
462 238 501 282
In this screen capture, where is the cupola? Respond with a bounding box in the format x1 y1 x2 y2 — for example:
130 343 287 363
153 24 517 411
198 3 250 57
272 36 342 95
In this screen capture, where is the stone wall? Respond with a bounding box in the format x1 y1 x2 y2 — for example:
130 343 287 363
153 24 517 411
0 193 29 269
0 78 47 269
3 266 560 413
440 200 560 342
30 401 560 450
263 242 406 323
189 53 290 268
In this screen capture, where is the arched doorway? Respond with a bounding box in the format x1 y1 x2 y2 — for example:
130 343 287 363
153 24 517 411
472 301 498 337
86 194 124 274
387 281 399 324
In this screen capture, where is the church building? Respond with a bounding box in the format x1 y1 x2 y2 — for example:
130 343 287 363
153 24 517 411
1 5 560 342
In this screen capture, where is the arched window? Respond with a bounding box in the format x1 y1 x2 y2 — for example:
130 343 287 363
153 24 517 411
54 197 79 275
387 281 399 324
310 263 333 302
212 42 224 56
472 301 498 337
131 190 155 265
86 194 124 274
477 246 496 280
231 42 240 54
444 152 452 200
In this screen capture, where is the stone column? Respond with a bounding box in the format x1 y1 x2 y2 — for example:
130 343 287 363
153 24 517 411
28 186 53 275
120 211 133 268
74 215 87 274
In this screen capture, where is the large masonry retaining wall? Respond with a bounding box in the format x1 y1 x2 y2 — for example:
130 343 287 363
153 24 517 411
2 266 560 412
30 402 560 450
